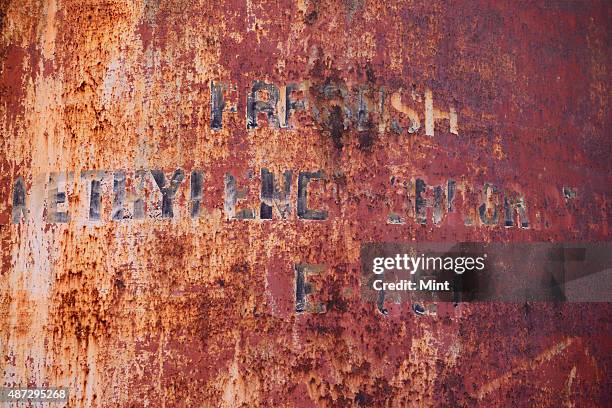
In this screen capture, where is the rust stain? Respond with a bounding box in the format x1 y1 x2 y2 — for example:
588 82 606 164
0 0 610 407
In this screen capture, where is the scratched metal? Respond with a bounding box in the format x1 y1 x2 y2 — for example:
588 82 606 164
0 0 610 407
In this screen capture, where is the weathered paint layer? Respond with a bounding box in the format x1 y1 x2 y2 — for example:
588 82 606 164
0 0 610 406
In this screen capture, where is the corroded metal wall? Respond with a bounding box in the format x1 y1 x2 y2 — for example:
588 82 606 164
0 0 610 407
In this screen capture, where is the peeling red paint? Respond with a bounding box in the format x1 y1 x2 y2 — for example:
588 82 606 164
0 0 610 407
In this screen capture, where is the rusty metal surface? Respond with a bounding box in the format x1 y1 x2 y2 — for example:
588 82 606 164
0 0 610 406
